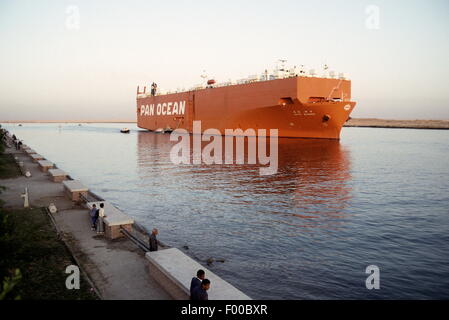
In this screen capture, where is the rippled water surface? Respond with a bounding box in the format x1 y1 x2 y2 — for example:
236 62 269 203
3 123 449 299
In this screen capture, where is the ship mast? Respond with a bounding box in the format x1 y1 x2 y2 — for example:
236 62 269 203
200 70 208 86
278 59 287 71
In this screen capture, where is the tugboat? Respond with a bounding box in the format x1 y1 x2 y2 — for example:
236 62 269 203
120 128 130 133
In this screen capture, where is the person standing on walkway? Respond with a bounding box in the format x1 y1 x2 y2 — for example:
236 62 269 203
190 269 205 299
149 228 158 251
96 203 106 234
89 204 98 230
191 279 210 300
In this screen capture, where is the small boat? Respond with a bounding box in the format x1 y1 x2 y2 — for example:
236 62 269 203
18 124 22 126
154 128 165 133
120 128 130 133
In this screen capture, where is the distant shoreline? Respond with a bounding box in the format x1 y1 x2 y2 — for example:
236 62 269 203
1 118 449 130
344 118 449 130
0 120 137 124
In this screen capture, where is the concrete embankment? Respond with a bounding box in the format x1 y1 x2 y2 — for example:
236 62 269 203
344 118 449 129
1 139 170 299
1 134 251 300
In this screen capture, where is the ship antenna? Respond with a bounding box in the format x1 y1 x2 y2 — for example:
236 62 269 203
200 70 208 86
277 59 287 71
322 62 329 78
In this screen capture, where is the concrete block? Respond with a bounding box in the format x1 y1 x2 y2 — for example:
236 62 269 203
48 168 68 182
145 248 251 300
63 180 88 202
37 160 54 172
30 153 44 162
107 223 132 240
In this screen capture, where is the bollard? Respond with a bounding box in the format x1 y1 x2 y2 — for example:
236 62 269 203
25 170 31 177
21 187 29 208
48 203 57 214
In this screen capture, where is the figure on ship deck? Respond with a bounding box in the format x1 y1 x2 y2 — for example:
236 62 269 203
151 82 157 96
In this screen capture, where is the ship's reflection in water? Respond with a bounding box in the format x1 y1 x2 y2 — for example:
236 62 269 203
137 131 352 232
136 131 352 299
277 138 352 230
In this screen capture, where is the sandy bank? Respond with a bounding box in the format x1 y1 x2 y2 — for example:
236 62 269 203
344 118 449 130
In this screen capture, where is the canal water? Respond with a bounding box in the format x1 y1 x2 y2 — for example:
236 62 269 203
2 123 449 299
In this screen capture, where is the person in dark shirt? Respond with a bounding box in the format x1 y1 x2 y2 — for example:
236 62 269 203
190 269 205 299
150 82 157 96
191 279 210 301
149 228 159 251
89 204 98 230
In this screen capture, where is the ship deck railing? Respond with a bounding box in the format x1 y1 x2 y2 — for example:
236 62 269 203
137 73 348 98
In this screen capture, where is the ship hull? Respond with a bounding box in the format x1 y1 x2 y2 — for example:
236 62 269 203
136 76 356 139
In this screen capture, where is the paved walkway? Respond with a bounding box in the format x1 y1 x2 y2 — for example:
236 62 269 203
0 143 171 300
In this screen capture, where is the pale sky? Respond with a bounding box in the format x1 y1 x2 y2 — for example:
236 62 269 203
0 0 448 121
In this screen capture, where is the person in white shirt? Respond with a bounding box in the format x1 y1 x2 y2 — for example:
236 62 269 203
96 203 106 234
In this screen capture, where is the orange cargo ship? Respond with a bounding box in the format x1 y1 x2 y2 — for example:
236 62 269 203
136 66 356 139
